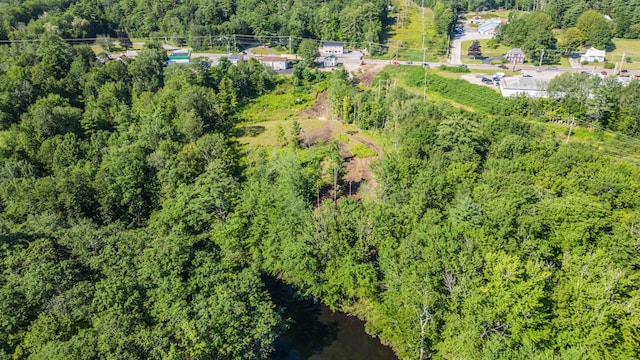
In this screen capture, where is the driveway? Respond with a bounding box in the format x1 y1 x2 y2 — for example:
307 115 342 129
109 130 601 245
450 24 493 64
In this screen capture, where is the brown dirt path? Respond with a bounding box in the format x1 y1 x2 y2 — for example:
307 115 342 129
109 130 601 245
297 69 385 196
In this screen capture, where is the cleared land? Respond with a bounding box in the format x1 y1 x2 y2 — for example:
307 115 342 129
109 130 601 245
382 1 446 62
239 81 327 123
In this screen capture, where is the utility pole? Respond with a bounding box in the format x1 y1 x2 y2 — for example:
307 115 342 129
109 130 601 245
566 116 574 143
233 35 237 53
288 36 292 54
538 48 545 68
423 72 427 101
333 167 338 202
619 52 626 74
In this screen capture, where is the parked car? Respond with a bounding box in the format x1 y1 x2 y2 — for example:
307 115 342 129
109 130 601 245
621 69 628 73
498 65 508 69
407 61 413 64
523 74 532 77
548 66 558 70
392 61 399 65
481 77 492 83
423 63 429 67
601 71 608 75
635 75 640 79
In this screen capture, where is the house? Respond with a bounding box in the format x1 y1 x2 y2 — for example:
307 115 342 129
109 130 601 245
321 41 345 54
259 56 290 70
478 18 502 35
227 54 243 65
323 55 338 67
505 48 525 64
580 47 606 62
167 50 190 65
499 77 549 98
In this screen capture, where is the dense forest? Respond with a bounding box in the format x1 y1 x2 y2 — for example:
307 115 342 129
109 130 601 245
1 1 640 359
0 0 387 49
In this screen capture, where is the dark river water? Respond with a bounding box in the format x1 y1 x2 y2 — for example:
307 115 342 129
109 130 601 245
266 278 398 360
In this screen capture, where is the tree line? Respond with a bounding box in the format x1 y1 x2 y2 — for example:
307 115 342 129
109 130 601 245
0 0 387 50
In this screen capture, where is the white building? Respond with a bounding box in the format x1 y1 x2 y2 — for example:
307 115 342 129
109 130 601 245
167 50 190 65
321 41 345 54
580 47 606 62
323 55 338 67
478 18 502 36
499 77 550 98
227 54 243 65
259 56 290 70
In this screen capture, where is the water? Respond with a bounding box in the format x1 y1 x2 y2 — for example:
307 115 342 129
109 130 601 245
267 278 398 360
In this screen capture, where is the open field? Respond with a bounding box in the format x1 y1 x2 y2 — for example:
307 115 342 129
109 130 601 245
609 39 640 70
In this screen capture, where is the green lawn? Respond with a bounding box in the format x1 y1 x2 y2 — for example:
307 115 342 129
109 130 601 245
461 39 511 58
461 10 515 20
609 39 640 70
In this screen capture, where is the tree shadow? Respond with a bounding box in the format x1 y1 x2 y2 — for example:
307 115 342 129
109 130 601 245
236 125 266 138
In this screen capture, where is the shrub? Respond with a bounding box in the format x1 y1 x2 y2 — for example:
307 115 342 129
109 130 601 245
438 64 470 73
350 143 377 158
336 133 349 143
486 39 499 49
603 62 615 69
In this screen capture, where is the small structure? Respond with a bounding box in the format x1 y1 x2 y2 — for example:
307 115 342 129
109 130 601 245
321 41 345 54
499 77 549 98
478 18 502 36
505 48 525 64
167 50 190 65
227 54 243 65
259 56 290 70
580 47 606 62
323 55 338 67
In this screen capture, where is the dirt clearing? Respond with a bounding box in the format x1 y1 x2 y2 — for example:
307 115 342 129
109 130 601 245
358 64 386 87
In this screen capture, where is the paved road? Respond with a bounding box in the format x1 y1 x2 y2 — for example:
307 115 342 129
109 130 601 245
185 45 638 81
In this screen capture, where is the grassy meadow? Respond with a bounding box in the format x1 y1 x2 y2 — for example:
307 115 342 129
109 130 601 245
380 1 447 62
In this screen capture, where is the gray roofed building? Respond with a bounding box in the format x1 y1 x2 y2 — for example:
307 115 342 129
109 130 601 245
321 41 345 54
499 77 550 98
478 18 502 35
259 56 290 70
